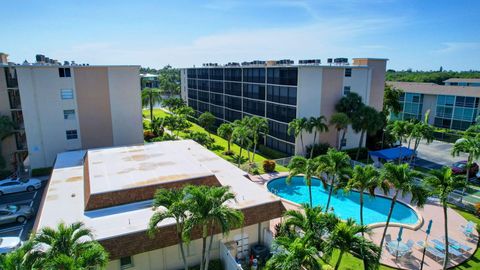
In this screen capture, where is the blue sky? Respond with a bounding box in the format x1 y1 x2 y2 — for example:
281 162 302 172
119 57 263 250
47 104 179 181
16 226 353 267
1 0 479 70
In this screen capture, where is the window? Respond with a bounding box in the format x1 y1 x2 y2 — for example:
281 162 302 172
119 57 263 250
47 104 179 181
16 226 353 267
267 85 297 105
243 68 265 83
225 96 242 111
266 136 294 155
60 89 74 100
210 81 223 93
210 105 224 119
267 103 296 123
197 90 209 102
243 84 265 100
210 93 223 106
225 109 242 122
63 110 75 120
225 82 242 96
59 68 71 78
209 68 224 80
343 86 351 96
197 69 209 79
66 130 78 140
187 79 197 89
243 99 265 116
120 256 133 269
225 68 242 81
341 138 347 147
344 68 352 77
268 120 295 142
267 68 298 86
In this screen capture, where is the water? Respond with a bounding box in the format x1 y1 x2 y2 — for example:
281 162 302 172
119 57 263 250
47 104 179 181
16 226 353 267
267 176 419 225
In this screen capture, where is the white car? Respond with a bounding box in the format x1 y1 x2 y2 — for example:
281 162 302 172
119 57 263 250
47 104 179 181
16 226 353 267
0 237 21 254
0 178 42 196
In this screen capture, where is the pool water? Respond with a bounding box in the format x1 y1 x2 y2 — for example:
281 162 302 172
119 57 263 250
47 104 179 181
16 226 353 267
267 176 419 225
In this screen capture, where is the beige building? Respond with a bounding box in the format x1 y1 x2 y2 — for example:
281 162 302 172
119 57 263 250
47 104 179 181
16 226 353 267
181 58 387 155
0 53 143 171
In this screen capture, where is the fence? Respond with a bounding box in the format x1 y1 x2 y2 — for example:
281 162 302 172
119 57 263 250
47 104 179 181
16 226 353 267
220 242 244 270
433 131 462 143
274 156 293 167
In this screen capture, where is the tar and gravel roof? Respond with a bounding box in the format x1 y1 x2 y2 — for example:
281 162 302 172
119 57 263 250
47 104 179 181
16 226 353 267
387 81 480 97
34 140 280 240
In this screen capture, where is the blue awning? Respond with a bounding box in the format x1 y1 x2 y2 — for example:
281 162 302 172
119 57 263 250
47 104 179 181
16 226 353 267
368 147 416 161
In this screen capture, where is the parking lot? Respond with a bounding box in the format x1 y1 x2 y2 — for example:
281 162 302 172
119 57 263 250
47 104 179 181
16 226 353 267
0 179 47 241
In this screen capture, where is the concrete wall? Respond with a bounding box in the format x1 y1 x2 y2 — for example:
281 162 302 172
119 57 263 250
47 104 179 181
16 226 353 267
105 223 268 270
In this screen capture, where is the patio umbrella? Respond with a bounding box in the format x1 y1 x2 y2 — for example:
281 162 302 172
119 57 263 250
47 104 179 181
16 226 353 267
420 220 433 270
395 227 404 259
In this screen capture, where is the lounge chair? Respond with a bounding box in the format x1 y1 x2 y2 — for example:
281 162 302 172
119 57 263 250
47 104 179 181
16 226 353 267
404 240 414 257
426 247 445 261
447 237 473 253
462 222 476 239
431 240 463 258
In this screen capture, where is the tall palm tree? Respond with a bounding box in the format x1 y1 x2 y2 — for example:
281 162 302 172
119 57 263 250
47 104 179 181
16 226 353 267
307 116 329 158
451 136 480 202
377 163 428 257
288 118 308 155
217 123 235 155
184 185 244 270
247 116 268 162
148 188 190 270
329 112 350 150
287 156 320 207
317 149 351 212
425 167 465 269
325 219 380 270
266 235 322 270
28 222 109 269
232 121 252 167
0 241 34 270
382 84 403 117
351 106 384 160
141 87 163 120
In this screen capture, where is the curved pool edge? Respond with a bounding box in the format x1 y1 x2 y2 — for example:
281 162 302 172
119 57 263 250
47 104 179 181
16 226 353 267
264 176 424 231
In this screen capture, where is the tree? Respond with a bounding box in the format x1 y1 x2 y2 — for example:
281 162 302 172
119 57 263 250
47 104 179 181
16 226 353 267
164 115 191 138
232 120 252 167
0 241 34 270
451 136 480 203
287 156 320 207
335 92 364 119
247 116 268 162
186 131 214 148
0 115 16 170
377 163 428 258
141 88 163 120
184 185 244 270
174 106 195 119
266 236 322 270
409 111 434 163
387 120 410 146
150 117 165 137
307 116 329 158
351 106 384 160
27 222 109 269
317 149 351 212
383 84 403 116
217 123 235 155
198 112 216 137
425 167 465 269
148 188 190 270
325 219 380 270
288 118 308 155
329 112 350 150
162 97 185 112
158 65 180 96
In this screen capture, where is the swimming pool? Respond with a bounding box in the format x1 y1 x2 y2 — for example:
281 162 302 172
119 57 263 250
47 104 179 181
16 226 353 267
267 176 419 225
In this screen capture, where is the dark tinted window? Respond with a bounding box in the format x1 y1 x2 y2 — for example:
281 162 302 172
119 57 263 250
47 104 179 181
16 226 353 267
267 85 296 105
225 109 242 122
197 69 209 79
267 68 297 85
198 90 209 102
210 81 223 93
267 103 296 123
225 96 242 111
198 102 209 113
187 69 196 78
268 120 295 142
210 105 224 119
243 99 265 116
345 68 352 77
188 89 197 99
188 99 197 110
243 84 265 100
243 68 265 83
225 82 242 96
187 79 197 89
197 80 209 91
266 136 294 155
210 93 223 106
209 68 224 80
225 68 242 81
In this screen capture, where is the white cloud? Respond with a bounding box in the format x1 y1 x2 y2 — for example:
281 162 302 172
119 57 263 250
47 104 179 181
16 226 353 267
433 42 480 54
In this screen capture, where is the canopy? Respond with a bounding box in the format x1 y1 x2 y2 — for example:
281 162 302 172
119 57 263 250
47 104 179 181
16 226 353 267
368 147 415 161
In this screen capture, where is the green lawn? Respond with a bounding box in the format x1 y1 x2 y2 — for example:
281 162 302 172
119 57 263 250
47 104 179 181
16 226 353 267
143 109 288 174
449 205 480 269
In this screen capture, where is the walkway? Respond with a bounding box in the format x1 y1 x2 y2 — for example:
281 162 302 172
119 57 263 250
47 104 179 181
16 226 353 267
249 172 479 270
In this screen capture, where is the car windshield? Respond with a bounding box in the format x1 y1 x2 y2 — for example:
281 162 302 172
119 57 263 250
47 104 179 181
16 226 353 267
453 163 466 168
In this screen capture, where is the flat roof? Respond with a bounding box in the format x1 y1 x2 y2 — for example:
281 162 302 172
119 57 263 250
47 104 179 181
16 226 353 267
444 78 480 83
387 81 480 97
34 140 280 240
182 64 370 69
11 64 141 68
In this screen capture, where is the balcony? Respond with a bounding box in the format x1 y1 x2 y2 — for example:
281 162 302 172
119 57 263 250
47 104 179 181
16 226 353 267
8 89 21 110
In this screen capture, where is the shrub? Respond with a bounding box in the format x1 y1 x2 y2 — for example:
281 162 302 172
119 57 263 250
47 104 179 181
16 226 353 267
305 143 330 158
474 203 480 217
151 134 177 142
258 145 288 159
189 259 223 270
0 170 11 179
143 130 156 142
263 160 276 173
186 131 215 148
31 167 52 177
344 147 369 160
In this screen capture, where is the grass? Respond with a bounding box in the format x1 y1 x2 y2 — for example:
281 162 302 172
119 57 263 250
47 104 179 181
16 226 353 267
144 109 288 174
322 250 396 270
448 204 480 269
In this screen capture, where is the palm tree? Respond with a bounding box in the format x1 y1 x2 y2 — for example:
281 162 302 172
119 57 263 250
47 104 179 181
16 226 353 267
232 121 252 167
141 87 163 120
410 118 434 163
377 163 428 257
0 115 16 170
335 92 364 119
382 84 403 117
451 136 480 202
325 219 380 270
329 112 350 150
266 235 322 270
425 167 465 269
0 241 34 270
217 123 235 155
198 112 216 137
184 185 244 270
288 118 308 155
351 106 384 160
317 149 351 212
148 188 190 270
307 116 329 158
247 116 269 162
287 156 320 207
28 222 109 269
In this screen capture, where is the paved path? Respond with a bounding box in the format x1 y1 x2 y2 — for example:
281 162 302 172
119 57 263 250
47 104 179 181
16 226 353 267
249 172 479 270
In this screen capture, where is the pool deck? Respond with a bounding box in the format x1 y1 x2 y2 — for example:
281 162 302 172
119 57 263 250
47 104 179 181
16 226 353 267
249 172 479 270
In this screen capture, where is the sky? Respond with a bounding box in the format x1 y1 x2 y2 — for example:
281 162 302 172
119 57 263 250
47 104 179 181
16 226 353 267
1 0 479 71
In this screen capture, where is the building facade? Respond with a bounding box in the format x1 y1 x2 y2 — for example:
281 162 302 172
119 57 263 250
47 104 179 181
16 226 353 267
388 80 480 131
181 58 387 155
0 53 144 171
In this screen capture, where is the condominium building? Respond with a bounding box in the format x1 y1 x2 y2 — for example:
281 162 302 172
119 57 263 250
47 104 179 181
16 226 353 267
34 140 284 270
0 53 143 170
180 58 387 155
388 80 480 130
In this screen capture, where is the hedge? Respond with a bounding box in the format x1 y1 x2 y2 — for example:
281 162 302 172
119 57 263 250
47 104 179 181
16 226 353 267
31 167 53 177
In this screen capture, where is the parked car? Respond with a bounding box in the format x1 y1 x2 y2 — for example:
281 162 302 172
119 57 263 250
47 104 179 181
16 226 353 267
0 236 21 254
0 204 33 224
0 178 41 196
451 161 479 176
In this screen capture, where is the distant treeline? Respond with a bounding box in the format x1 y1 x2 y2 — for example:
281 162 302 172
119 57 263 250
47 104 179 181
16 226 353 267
386 70 480 85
